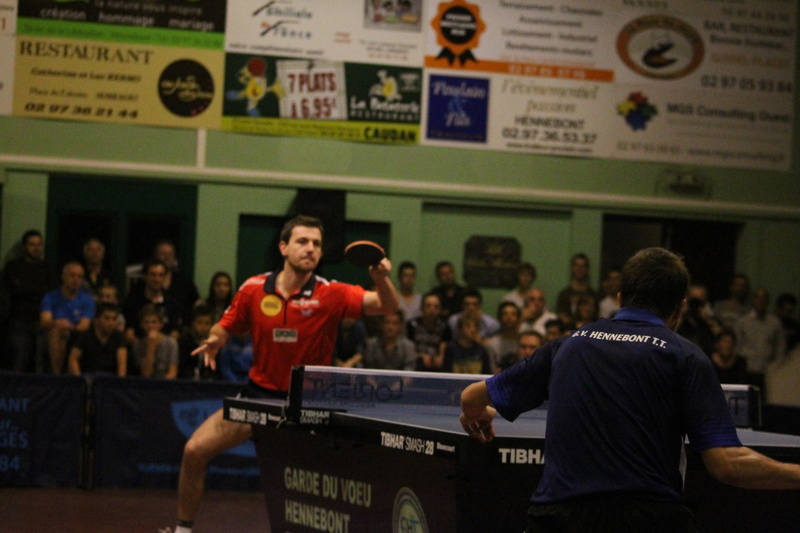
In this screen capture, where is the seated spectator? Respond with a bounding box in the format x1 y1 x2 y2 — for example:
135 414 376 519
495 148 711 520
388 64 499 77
502 262 537 310
122 259 182 344
573 293 598 329
396 261 422 324
555 252 599 325
519 287 558 337
40 261 95 374
711 328 748 385
95 283 125 331
485 302 521 373
544 318 569 343
362 310 417 370
597 266 621 319
202 271 234 323
775 293 800 353
496 330 543 372
333 317 366 368
67 303 127 377
178 305 217 380
442 315 491 374
132 304 179 379
407 292 451 371
217 333 253 382
447 287 499 342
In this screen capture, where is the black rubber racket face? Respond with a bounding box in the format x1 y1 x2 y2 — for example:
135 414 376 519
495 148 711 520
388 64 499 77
344 241 385 267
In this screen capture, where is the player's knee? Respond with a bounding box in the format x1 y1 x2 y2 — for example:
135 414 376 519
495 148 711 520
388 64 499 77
183 435 213 465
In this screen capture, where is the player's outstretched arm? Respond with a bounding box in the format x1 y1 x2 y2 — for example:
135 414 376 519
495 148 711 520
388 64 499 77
460 381 496 443
701 446 800 490
191 323 230 371
363 258 400 315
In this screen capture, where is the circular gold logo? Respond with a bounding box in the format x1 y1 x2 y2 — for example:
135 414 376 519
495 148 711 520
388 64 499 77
617 15 704 80
260 294 282 317
392 487 429 533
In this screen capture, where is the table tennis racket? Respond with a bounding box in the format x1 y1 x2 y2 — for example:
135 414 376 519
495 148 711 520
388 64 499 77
344 240 385 267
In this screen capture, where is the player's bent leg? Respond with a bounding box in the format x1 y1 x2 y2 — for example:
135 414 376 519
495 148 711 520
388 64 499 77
176 408 253 523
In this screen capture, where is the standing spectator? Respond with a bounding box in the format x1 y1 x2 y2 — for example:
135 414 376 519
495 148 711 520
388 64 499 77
447 287 500 342
677 295 717 356
735 288 785 392
502 262 537 310
178 305 216 380
202 271 234 323
2 230 58 372
597 266 621 319
407 292 451 371
122 259 182 344
81 237 114 292
362 310 417 370
430 260 465 320
132 304 179 379
518 288 558 337
67 303 127 377
40 261 95 374
485 302 522 373
714 273 752 329
774 293 800 353
443 315 491 374
555 252 599 325
396 261 422 324
710 328 748 385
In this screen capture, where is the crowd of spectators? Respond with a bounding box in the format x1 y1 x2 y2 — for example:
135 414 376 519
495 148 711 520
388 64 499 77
2 230 800 401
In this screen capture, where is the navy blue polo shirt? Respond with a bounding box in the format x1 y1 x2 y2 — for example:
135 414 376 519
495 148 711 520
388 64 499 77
487 307 742 504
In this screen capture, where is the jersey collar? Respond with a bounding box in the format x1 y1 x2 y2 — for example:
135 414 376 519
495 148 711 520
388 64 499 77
612 307 667 327
263 270 318 299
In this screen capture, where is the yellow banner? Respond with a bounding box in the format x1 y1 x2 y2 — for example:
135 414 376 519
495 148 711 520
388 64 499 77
13 35 223 129
221 116 419 145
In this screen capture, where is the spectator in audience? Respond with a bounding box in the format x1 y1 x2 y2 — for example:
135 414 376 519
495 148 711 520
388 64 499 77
714 273 752 329
40 261 95 374
132 304 179 379
710 328 748 385
555 252 599 325
122 259 182 344
430 260 465 319
597 266 621 319
544 318 569 343
362 310 417 370
96 283 125 331
573 293 599 329
496 330 543 372
81 237 114 292
735 288 785 392
447 287 500 342
485 302 522 373
775 293 800 353
443 315 491 374
502 262 537 310
3 229 58 372
333 317 366 368
396 261 422 324
202 271 234 324
154 240 201 328
178 305 217 380
677 295 717 356
67 303 127 377
518 287 558 337
216 333 253 382
407 292 451 371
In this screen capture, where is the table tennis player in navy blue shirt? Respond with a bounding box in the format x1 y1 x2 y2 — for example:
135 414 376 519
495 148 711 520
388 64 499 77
461 247 800 533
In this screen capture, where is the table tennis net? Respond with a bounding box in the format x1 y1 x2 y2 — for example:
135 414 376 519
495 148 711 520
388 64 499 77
289 365 486 413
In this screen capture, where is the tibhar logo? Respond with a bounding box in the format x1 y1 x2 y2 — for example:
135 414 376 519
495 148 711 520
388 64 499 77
499 447 545 465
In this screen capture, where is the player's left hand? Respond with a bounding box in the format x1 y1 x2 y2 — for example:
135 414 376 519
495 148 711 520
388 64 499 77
460 406 496 443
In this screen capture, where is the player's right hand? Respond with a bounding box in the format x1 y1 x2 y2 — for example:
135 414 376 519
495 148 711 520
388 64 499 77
191 334 222 370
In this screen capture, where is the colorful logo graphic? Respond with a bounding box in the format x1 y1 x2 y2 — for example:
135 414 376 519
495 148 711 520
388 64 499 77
426 74 489 143
617 91 658 131
617 16 704 80
158 59 215 118
392 487 429 533
430 0 486 66
226 57 285 117
252 1 312 39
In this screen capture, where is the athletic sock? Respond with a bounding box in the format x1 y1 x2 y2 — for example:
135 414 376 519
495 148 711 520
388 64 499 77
175 519 193 533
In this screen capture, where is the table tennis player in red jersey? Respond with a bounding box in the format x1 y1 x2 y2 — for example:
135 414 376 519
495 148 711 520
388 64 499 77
161 215 399 533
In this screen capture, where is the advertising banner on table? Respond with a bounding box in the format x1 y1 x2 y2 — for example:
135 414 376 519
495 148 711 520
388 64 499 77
13 0 225 129
222 53 422 144
0 0 16 115
225 0 425 67
422 0 795 171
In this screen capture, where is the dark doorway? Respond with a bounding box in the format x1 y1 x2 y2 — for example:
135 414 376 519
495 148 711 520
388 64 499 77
602 215 742 302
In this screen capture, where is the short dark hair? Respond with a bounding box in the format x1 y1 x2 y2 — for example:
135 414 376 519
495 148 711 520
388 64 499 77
619 247 689 319
497 301 520 318
143 259 168 275
280 215 324 243
435 260 454 274
22 229 42 245
776 293 797 308
715 327 737 343
398 261 416 273
95 303 120 317
138 303 165 323
462 286 483 305
518 262 537 277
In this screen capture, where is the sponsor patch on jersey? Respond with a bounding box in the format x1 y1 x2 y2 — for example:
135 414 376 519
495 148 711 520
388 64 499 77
261 295 282 317
273 328 298 343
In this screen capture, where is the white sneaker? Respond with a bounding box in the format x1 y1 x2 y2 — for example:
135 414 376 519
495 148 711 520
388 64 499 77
157 528 173 533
